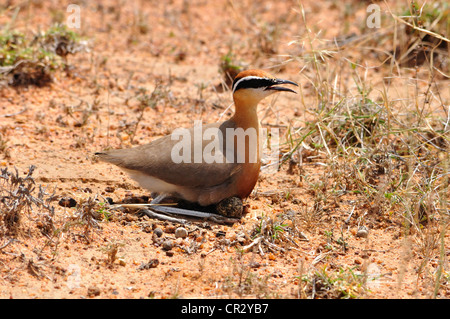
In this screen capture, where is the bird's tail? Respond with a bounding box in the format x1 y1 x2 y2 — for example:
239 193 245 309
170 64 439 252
94 151 123 165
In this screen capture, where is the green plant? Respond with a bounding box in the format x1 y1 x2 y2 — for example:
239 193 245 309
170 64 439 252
219 51 243 87
301 266 365 299
0 24 86 86
97 202 112 221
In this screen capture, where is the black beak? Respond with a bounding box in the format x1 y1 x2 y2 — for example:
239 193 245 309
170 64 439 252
265 79 298 93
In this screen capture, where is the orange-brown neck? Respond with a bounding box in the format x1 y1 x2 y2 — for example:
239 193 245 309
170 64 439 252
231 91 262 198
232 91 260 130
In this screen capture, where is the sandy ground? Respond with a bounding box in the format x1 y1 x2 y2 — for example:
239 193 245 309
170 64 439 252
0 0 449 300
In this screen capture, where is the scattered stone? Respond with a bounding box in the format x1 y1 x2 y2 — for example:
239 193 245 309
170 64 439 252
138 258 159 270
356 226 369 238
248 261 261 268
124 214 137 222
87 286 101 297
58 197 77 208
215 230 226 237
271 269 283 278
165 225 176 234
175 227 188 238
153 227 163 237
104 186 115 193
162 239 173 251
142 224 153 233
122 194 150 204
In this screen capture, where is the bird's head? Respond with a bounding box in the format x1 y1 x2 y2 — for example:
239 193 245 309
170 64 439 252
232 69 298 106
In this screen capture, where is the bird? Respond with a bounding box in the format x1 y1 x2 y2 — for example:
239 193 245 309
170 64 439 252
95 69 297 218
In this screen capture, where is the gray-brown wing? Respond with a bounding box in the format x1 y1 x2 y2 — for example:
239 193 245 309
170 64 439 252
96 121 244 188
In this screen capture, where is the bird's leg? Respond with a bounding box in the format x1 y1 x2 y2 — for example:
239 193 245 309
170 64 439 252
113 193 225 219
149 203 215 219
148 193 215 218
148 194 212 218
140 208 187 224
147 194 240 223
115 193 211 218
150 193 169 205
148 205 238 225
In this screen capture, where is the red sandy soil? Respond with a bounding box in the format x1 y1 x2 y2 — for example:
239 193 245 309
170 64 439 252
0 0 448 299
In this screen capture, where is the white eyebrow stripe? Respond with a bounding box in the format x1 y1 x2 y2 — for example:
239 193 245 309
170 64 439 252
232 76 266 93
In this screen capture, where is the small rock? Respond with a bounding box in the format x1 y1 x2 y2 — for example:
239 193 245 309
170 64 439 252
175 227 188 238
271 269 283 278
249 261 261 268
124 214 137 222
87 286 101 297
162 240 173 251
215 230 226 237
146 258 159 268
138 258 159 270
153 227 163 237
122 195 149 204
58 197 77 208
142 224 152 233
165 225 176 233
104 186 115 193
356 226 369 238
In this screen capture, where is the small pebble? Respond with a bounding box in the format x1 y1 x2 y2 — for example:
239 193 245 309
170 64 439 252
104 186 115 193
215 230 226 237
165 225 176 233
162 239 173 251
356 226 369 238
87 286 101 297
138 258 159 270
249 261 261 268
153 227 163 237
58 197 77 208
142 224 152 233
175 227 188 238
